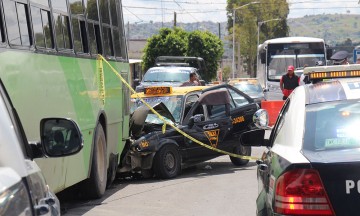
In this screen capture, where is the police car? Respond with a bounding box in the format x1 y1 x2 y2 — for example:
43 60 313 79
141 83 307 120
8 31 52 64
120 84 259 179
241 64 360 215
0 79 83 215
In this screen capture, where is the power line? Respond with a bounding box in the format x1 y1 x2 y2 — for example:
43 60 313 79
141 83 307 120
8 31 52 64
123 7 144 22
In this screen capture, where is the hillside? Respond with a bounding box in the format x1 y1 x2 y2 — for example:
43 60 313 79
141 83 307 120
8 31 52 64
288 14 360 45
127 14 360 46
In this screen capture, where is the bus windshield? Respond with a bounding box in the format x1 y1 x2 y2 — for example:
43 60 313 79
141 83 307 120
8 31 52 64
267 42 325 81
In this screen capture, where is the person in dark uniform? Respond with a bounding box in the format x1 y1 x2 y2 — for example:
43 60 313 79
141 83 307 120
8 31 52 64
280 65 299 100
330 51 349 65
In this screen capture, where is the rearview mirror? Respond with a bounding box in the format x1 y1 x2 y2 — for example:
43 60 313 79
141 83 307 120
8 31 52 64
253 109 269 129
40 118 83 157
188 114 205 128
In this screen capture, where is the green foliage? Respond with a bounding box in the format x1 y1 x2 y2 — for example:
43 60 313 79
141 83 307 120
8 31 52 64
187 31 224 81
142 28 224 81
222 66 231 81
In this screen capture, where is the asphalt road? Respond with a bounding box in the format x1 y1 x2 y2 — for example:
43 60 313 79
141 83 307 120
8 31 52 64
61 144 267 216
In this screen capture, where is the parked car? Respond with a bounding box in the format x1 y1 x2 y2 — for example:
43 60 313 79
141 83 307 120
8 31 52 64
0 79 83 216
120 84 259 179
241 64 360 215
135 56 206 92
228 78 265 105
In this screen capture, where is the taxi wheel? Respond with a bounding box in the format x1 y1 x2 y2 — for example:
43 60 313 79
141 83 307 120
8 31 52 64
230 144 251 166
80 123 107 199
153 145 181 179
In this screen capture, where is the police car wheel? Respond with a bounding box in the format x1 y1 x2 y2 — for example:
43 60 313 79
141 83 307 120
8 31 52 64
153 145 181 179
230 144 251 166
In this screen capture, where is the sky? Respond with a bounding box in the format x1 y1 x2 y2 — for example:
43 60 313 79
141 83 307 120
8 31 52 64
122 0 360 24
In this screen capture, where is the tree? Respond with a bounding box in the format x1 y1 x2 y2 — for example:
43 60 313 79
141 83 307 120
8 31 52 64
226 0 289 76
222 66 231 81
142 28 224 81
187 31 224 81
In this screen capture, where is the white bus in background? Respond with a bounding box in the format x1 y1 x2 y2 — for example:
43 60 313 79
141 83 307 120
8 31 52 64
257 37 332 100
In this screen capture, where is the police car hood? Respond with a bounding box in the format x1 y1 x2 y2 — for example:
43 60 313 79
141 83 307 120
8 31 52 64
130 102 175 136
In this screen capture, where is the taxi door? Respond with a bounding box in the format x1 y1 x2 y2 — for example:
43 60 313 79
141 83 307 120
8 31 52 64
182 95 233 160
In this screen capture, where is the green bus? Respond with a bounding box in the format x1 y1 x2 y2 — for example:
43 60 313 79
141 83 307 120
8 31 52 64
0 0 130 198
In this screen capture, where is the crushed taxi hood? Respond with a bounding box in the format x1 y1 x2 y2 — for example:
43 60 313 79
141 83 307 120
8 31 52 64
130 102 175 137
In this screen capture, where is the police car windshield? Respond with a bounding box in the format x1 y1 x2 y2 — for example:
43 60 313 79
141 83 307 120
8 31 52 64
233 83 262 94
303 100 360 151
131 96 183 123
143 69 190 82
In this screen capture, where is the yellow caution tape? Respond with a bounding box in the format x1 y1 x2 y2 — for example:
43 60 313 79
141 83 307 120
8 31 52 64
97 55 259 160
96 56 106 106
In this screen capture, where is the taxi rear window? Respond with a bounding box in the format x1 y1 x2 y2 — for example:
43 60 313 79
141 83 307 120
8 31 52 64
303 100 360 151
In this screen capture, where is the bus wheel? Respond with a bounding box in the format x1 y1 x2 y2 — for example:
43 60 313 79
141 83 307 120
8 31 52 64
81 124 107 199
153 145 181 179
230 144 251 166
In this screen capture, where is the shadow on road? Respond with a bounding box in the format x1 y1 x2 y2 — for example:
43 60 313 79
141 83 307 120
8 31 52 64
60 160 257 215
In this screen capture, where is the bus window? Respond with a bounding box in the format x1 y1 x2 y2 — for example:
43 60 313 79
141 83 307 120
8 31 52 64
72 18 81 52
103 27 113 56
31 8 53 49
113 29 121 57
51 0 67 12
100 0 110 25
42 10 54 49
54 14 72 50
109 0 118 27
0 8 5 43
31 7 45 47
31 0 49 6
86 0 99 21
69 0 83 15
3 1 32 46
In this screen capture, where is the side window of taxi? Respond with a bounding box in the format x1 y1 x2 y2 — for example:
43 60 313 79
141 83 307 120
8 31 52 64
228 88 249 108
184 94 199 118
269 99 291 145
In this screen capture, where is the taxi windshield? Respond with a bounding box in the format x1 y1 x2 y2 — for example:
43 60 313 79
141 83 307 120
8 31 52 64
131 95 184 123
303 100 360 151
233 83 262 94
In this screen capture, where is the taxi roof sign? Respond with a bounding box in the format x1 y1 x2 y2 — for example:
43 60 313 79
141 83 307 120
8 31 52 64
304 64 360 80
144 86 173 95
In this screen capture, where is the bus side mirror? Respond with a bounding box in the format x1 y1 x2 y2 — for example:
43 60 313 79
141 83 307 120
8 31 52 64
260 52 266 64
326 49 333 60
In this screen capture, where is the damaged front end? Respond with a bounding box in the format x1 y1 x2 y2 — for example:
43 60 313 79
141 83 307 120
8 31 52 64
119 102 175 175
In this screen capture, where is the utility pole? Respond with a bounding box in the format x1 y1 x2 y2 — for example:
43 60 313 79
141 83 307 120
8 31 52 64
174 12 177 28
127 21 130 51
218 23 221 39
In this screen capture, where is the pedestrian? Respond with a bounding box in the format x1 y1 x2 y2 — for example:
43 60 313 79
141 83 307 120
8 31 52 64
280 65 299 100
330 51 349 65
180 72 200 86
